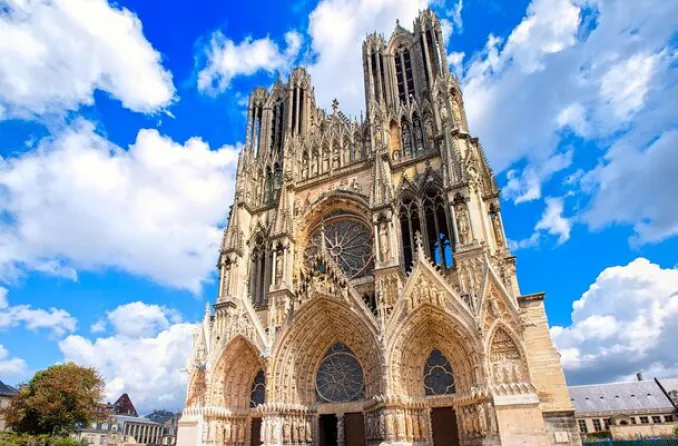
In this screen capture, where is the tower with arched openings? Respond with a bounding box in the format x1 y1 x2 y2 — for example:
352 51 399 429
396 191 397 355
177 10 580 446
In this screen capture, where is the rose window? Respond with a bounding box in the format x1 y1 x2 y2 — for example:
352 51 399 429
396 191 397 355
303 217 373 278
316 343 364 403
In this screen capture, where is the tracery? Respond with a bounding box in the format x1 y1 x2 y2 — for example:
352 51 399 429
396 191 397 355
315 343 365 403
303 216 373 279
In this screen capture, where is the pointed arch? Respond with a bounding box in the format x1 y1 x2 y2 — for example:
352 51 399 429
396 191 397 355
208 336 265 408
249 232 268 307
398 190 421 271
421 184 454 268
269 297 382 405
386 305 482 398
486 323 530 386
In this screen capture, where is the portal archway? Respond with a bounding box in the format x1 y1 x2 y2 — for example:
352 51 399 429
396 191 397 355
269 298 383 405
208 336 265 408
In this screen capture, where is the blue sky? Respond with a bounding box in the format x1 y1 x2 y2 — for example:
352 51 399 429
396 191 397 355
0 0 677 414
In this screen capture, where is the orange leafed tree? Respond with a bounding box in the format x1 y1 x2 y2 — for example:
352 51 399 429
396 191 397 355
4 362 105 435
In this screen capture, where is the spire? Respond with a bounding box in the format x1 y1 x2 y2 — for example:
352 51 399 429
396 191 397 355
221 196 242 254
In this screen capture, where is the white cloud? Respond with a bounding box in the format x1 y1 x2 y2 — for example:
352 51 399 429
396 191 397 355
197 30 302 94
535 196 572 244
503 150 573 203
0 344 27 377
107 301 182 338
552 258 678 384
307 0 430 113
0 120 240 292
599 52 659 123
0 0 175 118
447 51 465 78
60 301 195 413
458 0 678 241
0 286 77 336
509 196 572 249
90 319 106 334
582 129 678 244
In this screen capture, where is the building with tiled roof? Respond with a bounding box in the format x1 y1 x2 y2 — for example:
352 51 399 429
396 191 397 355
569 375 678 440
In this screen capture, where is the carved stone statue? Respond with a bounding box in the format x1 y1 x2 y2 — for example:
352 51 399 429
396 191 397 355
492 212 504 247
302 157 308 179
456 204 470 245
379 221 390 261
424 118 434 140
275 251 284 282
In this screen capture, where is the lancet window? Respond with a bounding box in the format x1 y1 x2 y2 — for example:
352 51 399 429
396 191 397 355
249 235 268 307
423 349 456 396
316 343 364 403
394 47 415 105
249 370 266 407
270 100 284 155
399 187 454 270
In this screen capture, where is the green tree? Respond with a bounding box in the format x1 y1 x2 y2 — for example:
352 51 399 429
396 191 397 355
4 362 104 436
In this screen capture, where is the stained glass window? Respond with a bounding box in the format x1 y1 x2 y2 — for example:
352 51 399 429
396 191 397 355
304 217 373 279
316 343 364 403
250 369 266 407
423 349 455 396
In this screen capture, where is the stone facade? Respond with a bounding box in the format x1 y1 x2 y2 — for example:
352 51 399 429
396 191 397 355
177 10 580 446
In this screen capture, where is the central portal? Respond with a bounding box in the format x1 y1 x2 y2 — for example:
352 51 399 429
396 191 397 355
318 413 366 446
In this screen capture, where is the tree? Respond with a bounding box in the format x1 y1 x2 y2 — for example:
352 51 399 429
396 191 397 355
4 362 104 436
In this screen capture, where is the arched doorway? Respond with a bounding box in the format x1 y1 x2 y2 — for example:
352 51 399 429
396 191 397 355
386 306 482 446
269 298 382 446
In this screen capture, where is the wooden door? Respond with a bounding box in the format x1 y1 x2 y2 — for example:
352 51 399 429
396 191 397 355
251 417 262 446
431 407 460 446
319 414 337 446
344 413 366 446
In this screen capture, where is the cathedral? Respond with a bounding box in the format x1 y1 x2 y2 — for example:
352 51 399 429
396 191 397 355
177 10 580 446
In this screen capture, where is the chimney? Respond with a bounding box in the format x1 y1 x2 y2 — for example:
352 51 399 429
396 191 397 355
636 372 643 382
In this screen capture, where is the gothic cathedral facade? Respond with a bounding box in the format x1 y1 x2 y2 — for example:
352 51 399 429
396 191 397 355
177 10 580 446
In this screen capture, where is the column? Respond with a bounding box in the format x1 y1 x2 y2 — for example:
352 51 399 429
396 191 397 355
271 248 277 288
336 414 344 446
295 87 301 135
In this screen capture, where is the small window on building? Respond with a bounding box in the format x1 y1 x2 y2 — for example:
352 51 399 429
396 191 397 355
578 419 588 433
640 416 649 424
101 423 108 430
99 435 106 445
603 418 610 430
665 414 674 422
593 419 602 431
652 415 661 424
630 417 637 424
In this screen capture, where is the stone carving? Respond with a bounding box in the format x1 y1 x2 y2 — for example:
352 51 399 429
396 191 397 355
379 221 390 262
492 211 504 247
455 203 470 245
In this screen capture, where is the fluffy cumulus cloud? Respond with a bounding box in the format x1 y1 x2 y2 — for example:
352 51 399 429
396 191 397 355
0 287 77 336
551 258 678 384
197 31 303 94
458 0 678 244
0 344 26 377
0 120 240 292
60 301 195 413
0 0 175 118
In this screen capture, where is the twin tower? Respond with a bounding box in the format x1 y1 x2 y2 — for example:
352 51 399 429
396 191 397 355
177 10 581 446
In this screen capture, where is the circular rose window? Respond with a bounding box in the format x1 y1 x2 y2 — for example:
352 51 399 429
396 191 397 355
303 217 373 279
